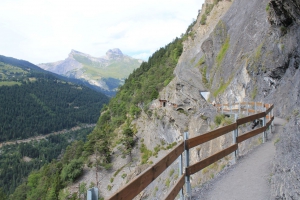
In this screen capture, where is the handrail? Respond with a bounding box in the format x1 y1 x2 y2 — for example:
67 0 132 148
186 123 237 149
106 102 274 200
164 174 186 200
108 142 184 200
186 144 238 176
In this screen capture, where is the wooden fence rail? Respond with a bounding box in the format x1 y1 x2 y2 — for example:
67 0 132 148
107 102 274 200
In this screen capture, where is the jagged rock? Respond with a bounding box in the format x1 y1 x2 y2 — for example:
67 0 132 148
268 0 300 27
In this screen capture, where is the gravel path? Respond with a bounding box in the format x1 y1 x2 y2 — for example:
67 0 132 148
192 118 285 200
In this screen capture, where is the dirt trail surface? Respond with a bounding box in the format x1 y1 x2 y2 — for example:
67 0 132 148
192 118 285 200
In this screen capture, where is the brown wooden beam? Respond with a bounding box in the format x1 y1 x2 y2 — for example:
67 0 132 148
237 127 266 143
265 104 274 115
186 144 238 176
266 116 274 128
108 142 184 200
164 174 185 200
236 112 266 126
187 123 237 149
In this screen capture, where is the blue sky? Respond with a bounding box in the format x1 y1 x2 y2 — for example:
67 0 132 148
0 0 204 64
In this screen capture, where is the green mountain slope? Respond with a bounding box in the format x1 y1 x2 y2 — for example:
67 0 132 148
39 49 142 96
0 60 109 142
9 36 184 199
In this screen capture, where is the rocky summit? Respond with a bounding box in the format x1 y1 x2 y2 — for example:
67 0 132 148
38 48 142 96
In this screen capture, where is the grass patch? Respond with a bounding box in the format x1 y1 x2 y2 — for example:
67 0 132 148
274 138 280 145
140 143 153 164
174 173 179 180
214 114 233 126
200 65 209 87
110 177 114 183
121 173 127 179
197 56 206 66
293 109 299 116
216 37 230 66
251 86 258 100
200 14 207 25
113 164 126 177
213 78 232 97
153 145 161 157
220 164 226 170
190 57 196 64
169 169 175 177
200 3 215 25
254 43 263 62
107 185 112 191
266 4 270 12
165 178 170 188
202 167 209 174
166 142 177 150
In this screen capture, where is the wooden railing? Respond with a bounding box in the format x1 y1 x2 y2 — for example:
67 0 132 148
107 102 274 200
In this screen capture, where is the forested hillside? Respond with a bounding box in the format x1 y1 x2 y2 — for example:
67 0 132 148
85 37 184 164
9 35 186 199
0 61 109 142
0 127 93 196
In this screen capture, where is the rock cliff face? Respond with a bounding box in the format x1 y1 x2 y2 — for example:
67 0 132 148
176 0 300 199
134 0 300 198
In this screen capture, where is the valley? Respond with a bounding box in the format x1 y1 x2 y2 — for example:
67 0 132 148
0 124 95 148
1 0 300 199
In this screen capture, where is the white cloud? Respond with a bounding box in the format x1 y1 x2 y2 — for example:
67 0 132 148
0 0 204 64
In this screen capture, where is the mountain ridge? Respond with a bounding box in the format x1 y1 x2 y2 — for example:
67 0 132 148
38 48 142 95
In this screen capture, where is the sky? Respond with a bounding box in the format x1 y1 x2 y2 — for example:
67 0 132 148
0 0 204 64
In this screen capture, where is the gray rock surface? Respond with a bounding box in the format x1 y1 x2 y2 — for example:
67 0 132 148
271 117 300 200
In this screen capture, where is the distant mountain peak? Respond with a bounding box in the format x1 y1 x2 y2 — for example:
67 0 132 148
38 48 141 95
69 49 89 58
106 48 123 59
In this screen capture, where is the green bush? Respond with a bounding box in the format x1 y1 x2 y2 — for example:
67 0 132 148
121 173 127 179
266 4 270 11
200 14 207 25
214 114 225 126
165 178 170 188
60 159 83 183
140 143 153 164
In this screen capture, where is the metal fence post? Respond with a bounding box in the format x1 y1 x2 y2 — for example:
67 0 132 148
184 132 191 200
232 114 238 163
263 105 266 143
271 108 274 133
179 153 184 200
